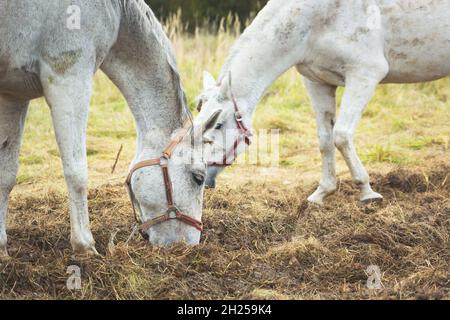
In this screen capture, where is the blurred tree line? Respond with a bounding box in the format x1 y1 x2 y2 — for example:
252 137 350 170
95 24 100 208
146 0 269 31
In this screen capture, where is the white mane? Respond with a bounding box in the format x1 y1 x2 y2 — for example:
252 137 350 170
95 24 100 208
121 0 192 122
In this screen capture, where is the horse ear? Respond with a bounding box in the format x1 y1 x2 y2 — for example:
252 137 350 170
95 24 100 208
219 72 232 98
202 109 222 134
203 71 216 89
193 109 222 142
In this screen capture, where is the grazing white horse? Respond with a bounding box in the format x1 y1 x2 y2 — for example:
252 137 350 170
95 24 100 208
0 0 219 257
196 0 450 204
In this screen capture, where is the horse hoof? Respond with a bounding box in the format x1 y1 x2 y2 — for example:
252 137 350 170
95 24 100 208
72 242 100 257
72 248 101 261
360 192 383 204
307 185 336 206
82 246 100 257
307 194 325 206
88 246 100 256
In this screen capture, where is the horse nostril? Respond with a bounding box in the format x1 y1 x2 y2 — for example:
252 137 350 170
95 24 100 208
139 229 149 241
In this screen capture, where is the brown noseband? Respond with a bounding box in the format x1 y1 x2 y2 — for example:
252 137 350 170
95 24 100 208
125 120 204 238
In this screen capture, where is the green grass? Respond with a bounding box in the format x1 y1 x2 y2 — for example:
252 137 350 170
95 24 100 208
361 144 409 165
402 136 447 151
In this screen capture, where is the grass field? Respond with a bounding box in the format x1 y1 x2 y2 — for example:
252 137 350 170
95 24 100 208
1 18 449 299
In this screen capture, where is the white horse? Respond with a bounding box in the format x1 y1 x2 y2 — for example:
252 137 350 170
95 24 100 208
196 0 450 204
0 0 219 258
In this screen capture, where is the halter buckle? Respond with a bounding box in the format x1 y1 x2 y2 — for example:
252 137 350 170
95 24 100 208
235 111 243 122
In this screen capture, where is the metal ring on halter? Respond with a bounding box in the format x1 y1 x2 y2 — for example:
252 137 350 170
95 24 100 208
160 155 169 164
167 209 178 220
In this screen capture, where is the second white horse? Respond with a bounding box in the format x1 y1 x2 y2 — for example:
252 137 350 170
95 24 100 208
196 0 450 204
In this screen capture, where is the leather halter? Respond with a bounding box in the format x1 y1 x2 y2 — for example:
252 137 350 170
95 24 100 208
206 91 253 167
125 120 203 238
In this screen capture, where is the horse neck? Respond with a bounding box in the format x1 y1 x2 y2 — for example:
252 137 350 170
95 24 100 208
101 1 186 155
219 1 310 116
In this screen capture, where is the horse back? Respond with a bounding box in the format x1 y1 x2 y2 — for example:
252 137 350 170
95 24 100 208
0 0 120 100
381 1 450 83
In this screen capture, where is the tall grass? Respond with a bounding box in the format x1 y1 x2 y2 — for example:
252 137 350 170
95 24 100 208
18 13 450 192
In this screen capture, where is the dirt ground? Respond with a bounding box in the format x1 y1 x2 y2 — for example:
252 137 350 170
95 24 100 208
0 160 448 300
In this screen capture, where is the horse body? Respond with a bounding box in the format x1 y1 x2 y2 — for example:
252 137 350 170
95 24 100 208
0 0 214 257
0 1 46 99
381 1 450 83
0 1 118 100
197 0 450 203
296 0 450 86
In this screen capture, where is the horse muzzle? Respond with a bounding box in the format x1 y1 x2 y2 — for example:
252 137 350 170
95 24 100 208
205 166 223 188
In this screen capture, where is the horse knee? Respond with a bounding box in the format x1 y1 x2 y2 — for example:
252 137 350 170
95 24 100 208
64 167 88 193
0 173 16 194
334 129 352 150
318 134 334 154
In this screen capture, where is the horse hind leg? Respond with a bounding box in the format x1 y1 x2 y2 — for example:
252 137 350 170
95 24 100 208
334 68 388 203
0 96 29 258
303 78 338 205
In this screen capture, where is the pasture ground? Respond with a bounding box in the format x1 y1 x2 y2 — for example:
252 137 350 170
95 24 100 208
1 164 449 299
0 19 449 299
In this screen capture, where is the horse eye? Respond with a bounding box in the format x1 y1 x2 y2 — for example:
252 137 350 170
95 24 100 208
192 173 205 186
215 123 223 130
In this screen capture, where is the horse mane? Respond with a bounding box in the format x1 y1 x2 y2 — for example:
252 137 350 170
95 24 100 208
120 0 192 123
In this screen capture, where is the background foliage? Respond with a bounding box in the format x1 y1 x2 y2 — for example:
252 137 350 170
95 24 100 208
146 0 269 30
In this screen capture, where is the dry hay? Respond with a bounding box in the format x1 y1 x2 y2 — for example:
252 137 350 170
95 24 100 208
0 165 449 300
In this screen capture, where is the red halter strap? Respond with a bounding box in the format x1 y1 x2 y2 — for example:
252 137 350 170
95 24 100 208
208 91 253 167
125 120 204 237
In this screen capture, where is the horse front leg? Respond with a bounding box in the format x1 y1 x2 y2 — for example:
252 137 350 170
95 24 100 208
0 97 29 259
334 68 388 203
303 78 337 205
42 74 98 255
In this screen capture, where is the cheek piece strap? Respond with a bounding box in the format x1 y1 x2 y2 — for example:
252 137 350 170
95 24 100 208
203 90 253 167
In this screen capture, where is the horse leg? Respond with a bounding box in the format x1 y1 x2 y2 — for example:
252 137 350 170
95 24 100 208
334 70 388 202
303 78 337 205
0 96 29 258
42 75 98 255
